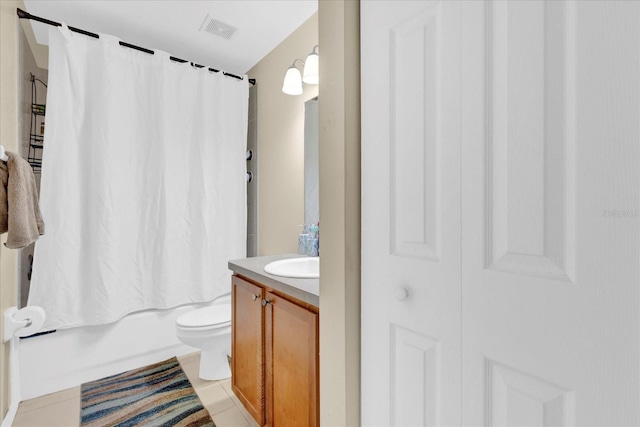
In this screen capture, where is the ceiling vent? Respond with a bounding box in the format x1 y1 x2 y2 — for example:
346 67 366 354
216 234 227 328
199 14 238 40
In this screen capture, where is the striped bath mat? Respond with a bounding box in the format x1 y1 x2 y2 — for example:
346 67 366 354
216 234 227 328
81 357 215 427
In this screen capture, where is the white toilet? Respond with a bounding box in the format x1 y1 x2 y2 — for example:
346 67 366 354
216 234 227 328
176 295 232 381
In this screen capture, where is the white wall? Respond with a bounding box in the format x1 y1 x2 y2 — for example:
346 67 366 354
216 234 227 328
318 2 361 425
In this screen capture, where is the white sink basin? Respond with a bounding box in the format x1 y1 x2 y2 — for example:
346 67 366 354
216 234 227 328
264 257 319 279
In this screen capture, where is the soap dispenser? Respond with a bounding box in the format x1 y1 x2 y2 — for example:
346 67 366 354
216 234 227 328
307 223 319 257
298 225 310 255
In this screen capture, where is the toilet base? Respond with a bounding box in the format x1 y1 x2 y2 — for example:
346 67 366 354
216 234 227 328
175 300 232 381
198 348 231 381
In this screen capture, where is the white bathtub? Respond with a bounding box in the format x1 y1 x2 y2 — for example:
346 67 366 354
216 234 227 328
18 302 214 400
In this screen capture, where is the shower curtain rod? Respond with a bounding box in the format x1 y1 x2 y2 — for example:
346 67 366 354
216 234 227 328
16 8 256 86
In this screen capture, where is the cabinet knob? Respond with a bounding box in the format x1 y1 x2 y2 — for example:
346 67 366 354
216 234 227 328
394 286 409 301
251 294 259 301
262 299 271 307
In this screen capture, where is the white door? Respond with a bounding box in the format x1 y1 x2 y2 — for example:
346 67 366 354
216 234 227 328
362 1 640 426
460 1 640 425
361 1 462 426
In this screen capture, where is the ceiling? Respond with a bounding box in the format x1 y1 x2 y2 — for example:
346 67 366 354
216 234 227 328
23 0 317 75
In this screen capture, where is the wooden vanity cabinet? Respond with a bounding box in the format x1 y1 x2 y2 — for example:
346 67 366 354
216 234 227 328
265 291 318 427
232 275 319 427
232 276 265 425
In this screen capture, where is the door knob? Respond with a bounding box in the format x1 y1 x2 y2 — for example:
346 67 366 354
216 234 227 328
394 287 409 301
262 299 271 307
251 294 259 301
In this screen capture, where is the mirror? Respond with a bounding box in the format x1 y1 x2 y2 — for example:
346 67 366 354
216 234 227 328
304 97 319 225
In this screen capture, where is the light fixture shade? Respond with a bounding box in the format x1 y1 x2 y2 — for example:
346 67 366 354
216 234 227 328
303 51 319 85
282 66 303 95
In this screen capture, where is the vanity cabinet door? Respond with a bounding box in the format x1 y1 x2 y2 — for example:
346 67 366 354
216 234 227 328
264 291 319 427
232 276 265 426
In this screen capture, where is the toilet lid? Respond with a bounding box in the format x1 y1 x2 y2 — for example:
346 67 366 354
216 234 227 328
176 303 231 328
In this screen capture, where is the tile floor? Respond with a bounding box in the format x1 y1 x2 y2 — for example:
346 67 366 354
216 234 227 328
11 352 259 427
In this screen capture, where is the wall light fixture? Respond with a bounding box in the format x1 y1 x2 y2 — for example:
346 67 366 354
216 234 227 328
302 45 319 84
282 59 305 95
282 45 319 95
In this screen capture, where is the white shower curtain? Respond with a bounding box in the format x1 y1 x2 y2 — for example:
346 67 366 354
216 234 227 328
28 26 248 331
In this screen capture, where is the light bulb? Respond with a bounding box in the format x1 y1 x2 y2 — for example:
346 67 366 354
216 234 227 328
303 47 319 85
282 66 303 95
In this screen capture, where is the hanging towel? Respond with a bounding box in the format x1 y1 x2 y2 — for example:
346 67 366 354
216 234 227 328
0 152 45 249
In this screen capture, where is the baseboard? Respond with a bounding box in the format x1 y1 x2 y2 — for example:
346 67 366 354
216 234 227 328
2 337 21 427
0 400 18 427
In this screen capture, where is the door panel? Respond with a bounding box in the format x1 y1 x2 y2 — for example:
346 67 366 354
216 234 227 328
231 276 265 426
485 360 574 426
461 1 640 426
485 0 575 281
265 292 318 427
390 4 442 261
361 1 461 425
363 0 640 426
390 325 440 426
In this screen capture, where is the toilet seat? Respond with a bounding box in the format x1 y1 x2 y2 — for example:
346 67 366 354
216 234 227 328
176 303 231 330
